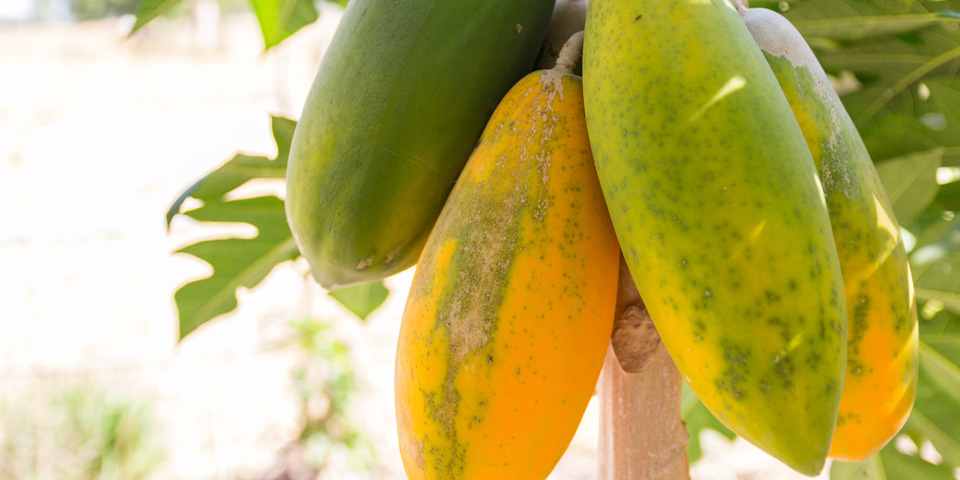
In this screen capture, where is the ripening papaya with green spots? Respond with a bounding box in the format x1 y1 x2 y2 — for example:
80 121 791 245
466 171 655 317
285 0 555 289
395 38 619 479
738 5 919 462
584 0 846 475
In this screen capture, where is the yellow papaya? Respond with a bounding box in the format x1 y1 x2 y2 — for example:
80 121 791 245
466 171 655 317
395 34 619 480
737 4 919 461
584 0 846 475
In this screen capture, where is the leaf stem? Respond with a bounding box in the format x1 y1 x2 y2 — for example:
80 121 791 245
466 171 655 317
858 43 960 125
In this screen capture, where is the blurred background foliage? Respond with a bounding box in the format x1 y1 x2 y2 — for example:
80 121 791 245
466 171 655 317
0 385 165 480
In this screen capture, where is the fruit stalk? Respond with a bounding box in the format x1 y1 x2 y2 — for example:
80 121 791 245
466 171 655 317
599 257 690 480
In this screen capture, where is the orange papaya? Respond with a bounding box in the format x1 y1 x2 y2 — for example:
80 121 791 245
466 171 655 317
394 34 619 480
738 3 919 461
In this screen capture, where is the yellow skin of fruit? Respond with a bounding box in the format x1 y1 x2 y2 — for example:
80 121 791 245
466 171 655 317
739 7 919 461
584 0 847 475
394 69 620 479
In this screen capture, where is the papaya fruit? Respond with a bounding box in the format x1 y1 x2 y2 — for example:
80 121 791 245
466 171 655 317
737 4 919 461
395 34 619 480
286 0 556 289
584 0 846 474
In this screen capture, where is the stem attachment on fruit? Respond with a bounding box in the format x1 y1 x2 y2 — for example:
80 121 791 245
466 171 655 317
730 0 747 14
554 31 584 74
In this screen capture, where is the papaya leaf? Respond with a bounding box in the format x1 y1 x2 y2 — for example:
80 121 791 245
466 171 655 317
876 148 943 225
168 115 387 333
902 334 960 468
913 251 960 314
175 196 300 339
919 338 960 401
831 446 956 480
165 116 294 229
796 12 960 43
327 282 389 321
130 0 183 35
858 77 960 166
932 180 960 212
168 117 299 339
919 308 960 336
760 0 960 43
681 381 735 463
917 288 960 315
250 0 319 50
830 454 886 480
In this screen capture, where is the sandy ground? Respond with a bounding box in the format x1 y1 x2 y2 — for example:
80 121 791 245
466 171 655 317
0 9 826 480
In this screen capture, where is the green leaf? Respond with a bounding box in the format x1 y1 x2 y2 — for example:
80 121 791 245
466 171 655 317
166 116 294 229
831 454 887 480
902 333 960 468
772 0 960 42
918 307 960 335
794 12 960 43
919 338 960 401
681 382 735 463
875 148 943 225
834 448 956 480
130 0 184 35
175 196 300 339
913 252 960 314
830 436 956 479
250 0 320 50
878 450 956 479
327 282 390 320
917 288 960 314
864 78 960 167
932 181 960 212
168 115 386 337
270 115 297 165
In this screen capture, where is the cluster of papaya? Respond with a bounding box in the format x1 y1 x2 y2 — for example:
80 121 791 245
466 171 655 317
285 0 919 477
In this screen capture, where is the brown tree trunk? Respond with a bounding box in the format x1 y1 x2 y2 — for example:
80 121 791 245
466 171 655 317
598 257 691 480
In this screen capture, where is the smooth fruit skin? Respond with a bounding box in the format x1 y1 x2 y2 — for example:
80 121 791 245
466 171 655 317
740 7 919 462
395 69 619 480
584 0 846 475
286 0 556 289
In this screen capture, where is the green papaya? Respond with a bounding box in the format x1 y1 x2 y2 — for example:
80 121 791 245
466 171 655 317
737 4 919 461
584 0 846 475
286 0 556 289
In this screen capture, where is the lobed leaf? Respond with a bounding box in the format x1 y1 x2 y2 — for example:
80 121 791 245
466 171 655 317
175 196 300 339
250 0 319 50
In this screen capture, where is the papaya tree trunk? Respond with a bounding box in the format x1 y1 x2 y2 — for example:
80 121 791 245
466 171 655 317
598 257 690 480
